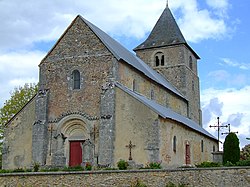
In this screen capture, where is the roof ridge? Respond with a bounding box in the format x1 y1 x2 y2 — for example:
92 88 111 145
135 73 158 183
78 15 186 99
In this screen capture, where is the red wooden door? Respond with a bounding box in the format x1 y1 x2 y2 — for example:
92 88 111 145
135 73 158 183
69 141 83 167
185 144 191 165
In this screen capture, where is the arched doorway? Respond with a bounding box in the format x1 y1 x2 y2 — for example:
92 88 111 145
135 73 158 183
56 116 92 167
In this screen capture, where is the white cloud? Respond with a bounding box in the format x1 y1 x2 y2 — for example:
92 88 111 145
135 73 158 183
0 50 44 107
169 0 229 42
201 86 250 147
0 0 233 105
206 0 229 10
206 69 249 88
208 70 230 82
0 0 232 52
220 58 250 70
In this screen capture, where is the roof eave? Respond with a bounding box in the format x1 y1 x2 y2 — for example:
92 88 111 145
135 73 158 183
115 82 217 141
134 43 200 60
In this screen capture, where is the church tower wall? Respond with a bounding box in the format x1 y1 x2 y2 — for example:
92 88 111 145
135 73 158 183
136 45 201 124
134 6 202 125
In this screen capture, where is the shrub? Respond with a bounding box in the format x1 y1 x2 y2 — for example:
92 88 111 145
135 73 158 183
40 167 60 172
223 161 235 167
117 159 128 170
144 161 162 169
33 162 40 172
0 169 11 173
12 168 25 172
223 133 240 164
195 161 221 168
236 160 250 166
25 168 33 172
62 165 84 171
85 162 92 171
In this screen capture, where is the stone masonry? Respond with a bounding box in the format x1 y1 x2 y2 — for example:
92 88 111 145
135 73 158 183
1 167 250 187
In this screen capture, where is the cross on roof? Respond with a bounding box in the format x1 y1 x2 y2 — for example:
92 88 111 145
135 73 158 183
125 140 136 160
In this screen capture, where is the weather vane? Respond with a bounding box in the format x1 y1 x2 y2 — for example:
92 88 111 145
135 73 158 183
166 0 168 7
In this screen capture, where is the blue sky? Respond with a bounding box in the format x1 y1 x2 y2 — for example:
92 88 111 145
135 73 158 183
0 0 250 148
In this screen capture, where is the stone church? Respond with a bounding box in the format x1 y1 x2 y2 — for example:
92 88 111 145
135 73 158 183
3 6 218 169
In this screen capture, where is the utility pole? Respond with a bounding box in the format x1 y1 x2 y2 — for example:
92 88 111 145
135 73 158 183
209 117 228 150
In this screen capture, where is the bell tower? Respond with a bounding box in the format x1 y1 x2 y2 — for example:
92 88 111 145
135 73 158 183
134 6 202 125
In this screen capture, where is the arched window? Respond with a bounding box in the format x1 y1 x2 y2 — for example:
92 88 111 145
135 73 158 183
189 56 193 70
173 136 177 152
155 52 164 67
161 55 164 66
201 140 204 152
155 56 160 67
72 70 80 89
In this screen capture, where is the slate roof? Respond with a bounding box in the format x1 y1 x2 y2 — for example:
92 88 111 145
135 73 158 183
134 7 200 59
115 82 217 141
79 16 185 100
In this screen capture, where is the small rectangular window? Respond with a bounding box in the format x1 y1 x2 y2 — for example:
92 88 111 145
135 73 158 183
173 136 176 152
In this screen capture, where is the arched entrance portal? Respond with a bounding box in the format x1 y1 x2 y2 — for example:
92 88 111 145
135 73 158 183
55 116 93 167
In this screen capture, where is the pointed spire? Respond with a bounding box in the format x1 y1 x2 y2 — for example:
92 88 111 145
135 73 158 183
134 6 186 51
166 0 168 8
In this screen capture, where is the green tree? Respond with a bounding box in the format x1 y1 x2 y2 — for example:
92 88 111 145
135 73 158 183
223 132 240 164
0 83 38 154
240 144 250 160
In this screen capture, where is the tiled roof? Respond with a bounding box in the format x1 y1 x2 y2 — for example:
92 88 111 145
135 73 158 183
115 82 217 141
133 7 200 59
79 15 185 99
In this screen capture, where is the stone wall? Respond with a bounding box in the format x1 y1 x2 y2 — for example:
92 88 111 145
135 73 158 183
1 167 250 186
159 118 217 168
2 97 36 170
118 61 188 117
114 86 159 166
135 45 201 125
115 86 217 168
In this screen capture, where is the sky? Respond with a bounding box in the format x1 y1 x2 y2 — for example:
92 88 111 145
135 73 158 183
0 0 250 149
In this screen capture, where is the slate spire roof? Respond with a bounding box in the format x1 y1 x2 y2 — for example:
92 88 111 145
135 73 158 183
134 7 200 59
135 7 186 50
